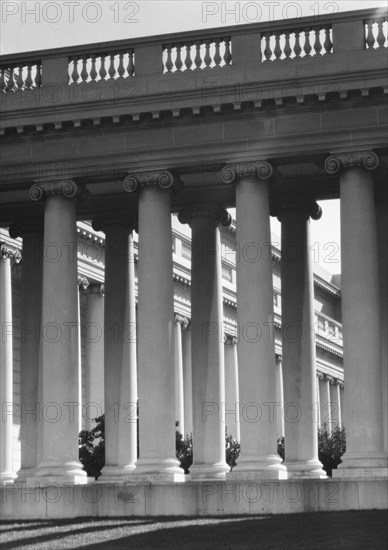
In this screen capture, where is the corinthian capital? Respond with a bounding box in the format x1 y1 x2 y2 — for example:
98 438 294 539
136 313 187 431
178 205 231 227
221 161 273 184
324 151 379 174
123 170 182 193
29 180 89 203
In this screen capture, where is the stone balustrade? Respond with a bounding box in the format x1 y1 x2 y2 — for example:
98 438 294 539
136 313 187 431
261 24 333 62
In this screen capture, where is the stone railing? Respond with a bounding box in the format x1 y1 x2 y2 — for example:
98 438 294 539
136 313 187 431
0 8 386 99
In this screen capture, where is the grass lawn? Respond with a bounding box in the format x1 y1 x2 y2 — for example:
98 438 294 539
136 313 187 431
1 510 387 550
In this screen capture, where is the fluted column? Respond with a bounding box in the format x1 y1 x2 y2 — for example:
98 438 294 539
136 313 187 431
83 283 105 430
0 243 21 483
178 205 230 480
275 199 326 478
29 180 88 482
124 171 184 481
222 162 285 478
9 223 43 480
77 275 89 431
325 152 387 475
92 216 138 478
174 314 189 436
182 324 193 436
224 335 240 441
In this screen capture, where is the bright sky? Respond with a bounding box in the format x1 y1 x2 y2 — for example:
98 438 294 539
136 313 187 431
2 0 386 275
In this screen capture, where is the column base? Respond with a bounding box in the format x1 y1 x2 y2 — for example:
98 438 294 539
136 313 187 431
284 460 327 479
34 460 88 484
333 467 388 479
98 465 136 481
16 467 37 481
189 462 230 481
130 457 186 482
230 453 287 479
337 451 388 470
0 471 17 484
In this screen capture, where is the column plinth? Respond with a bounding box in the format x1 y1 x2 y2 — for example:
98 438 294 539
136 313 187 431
275 199 326 479
125 171 184 482
222 162 286 479
179 205 230 480
29 180 88 484
325 152 388 477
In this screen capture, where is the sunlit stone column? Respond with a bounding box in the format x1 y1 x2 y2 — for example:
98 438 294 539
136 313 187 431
174 314 189 436
318 372 326 429
224 335 240 441
182 324 193 436
124 171 184 481
0 243 21 483
275 354 285 438
29 180 88 482
326 152 388 475
178 205 230 480
9 224 43 480
276 199 326 478
92 216 138 478
316 373 321 427
325 376 333 432
83 283 105 430
330 378 342 429
376 200 388 453
77 275 89 432
222 162 285 479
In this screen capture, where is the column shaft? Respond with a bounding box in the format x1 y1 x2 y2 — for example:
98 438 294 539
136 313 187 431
281 209 325 478
174 318 185 436
224 337 240 441
182 327 193 436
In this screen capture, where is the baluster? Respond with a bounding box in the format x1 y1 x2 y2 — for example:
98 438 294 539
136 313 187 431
304 28 312 56
314 26 322 55
294 30 302 58
224 38 232 65
99 54 107 80
108 53 116 79
194 41 202 69
284 31 292 59
90 54 97 81
34 63 42 88
274 32 282 60
377 19 386 48
184 43 193 71
175 44 183 72
71 56 80 84
365 20 375 49
127 49 135 76
81 57 88 82
117 52 125 77
25 64 33 89
15 64 24 89
165 45 173 73
5 67 15 92
204 39 212 68
214 38 222 67
323 25 333 53
263 32 272 61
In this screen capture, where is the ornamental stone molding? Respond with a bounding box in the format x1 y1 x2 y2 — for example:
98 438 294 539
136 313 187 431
326 375 335 384
221 161 273 184
92 215 137 233
178 205 232 227
272 199 322 221
174 313 189 329
29 180 90 204
324 151 379 174
0 242 22 263
84 283 105 297
123 170 182 194
317 371 325 381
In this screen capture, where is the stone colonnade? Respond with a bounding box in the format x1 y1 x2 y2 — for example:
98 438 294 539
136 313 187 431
0 151 386 484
